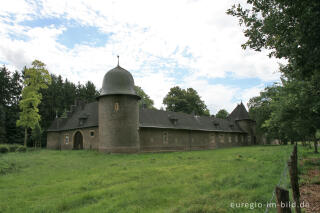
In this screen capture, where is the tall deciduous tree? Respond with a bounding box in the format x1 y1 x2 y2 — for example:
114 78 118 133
163 86 209 116
134 86 155 109
216 109 229 119
31 123 43 148
17 60 51 147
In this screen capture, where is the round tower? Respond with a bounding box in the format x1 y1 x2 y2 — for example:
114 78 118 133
98 64 140 153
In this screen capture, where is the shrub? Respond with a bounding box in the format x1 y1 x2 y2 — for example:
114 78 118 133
9 144 20 152
0 145 9 154
16 146 27 153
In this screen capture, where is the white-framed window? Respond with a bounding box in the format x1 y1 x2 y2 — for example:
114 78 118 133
65 135 69 144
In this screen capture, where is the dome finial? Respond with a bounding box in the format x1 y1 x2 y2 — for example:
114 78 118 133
117 55 119 67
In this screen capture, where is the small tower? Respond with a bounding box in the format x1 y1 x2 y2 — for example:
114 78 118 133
228 102 257 145
98 62 140 153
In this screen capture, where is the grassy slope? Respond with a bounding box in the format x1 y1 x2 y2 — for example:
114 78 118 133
0 146 292 213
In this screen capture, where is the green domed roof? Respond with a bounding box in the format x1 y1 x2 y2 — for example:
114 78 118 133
100 65 140 98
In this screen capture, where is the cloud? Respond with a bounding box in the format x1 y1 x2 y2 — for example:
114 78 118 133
0 0 281 114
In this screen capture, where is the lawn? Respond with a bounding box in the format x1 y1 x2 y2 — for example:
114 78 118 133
0 145 292 213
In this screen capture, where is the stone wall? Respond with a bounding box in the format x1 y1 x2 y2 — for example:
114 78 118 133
47 132 60 149
235 120 256 145
47 127 99 150
48 127 250 152
98 95 140 153
139 127 248 152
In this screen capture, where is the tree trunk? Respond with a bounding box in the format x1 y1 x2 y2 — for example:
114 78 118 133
24 128 27 147
314 140 318 153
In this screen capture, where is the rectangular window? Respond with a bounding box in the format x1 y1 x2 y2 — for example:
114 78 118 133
210 133 216 144
219 134 224 143
90 130 95 137
163 131 168 144
65 135 69 144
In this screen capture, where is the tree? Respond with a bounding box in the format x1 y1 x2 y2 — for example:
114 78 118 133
227 0 320 80
31 123 43 148
0 66 11 106
216 109 229 119
248 84 281 143
0 66 24 144
163 86 210 116
17 60 51 147
228 0 320 151
76 81 99 103
0 104 6 143
134 86 155 109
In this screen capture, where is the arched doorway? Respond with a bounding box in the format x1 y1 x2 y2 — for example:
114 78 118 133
73 131 83 150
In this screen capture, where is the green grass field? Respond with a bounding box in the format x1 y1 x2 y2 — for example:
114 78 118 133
0 145 293 213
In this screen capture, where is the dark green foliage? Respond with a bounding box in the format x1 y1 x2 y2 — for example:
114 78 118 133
8 144 20 152
16 146 26 152
163 86 210 116
134 86 155 109
216 109 229 119
0 67 24 144
0 105 6 144
0 145 9 153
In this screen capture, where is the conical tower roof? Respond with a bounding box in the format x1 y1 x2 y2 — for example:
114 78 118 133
228 102 251 121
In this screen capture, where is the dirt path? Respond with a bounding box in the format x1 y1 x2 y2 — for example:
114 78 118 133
300 159 320 213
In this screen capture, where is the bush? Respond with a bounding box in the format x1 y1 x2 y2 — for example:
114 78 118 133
0 145 9 154
16 146 27 153
9 144 20 152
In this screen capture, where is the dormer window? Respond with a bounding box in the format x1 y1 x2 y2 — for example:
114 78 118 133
213 121 219 127
168 115 178 125
79 118 85 126
78 113 88 126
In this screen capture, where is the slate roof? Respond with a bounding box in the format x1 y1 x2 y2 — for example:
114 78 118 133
228 102 251 121
139 108 244 133
47 102 99 131
47 101 246 133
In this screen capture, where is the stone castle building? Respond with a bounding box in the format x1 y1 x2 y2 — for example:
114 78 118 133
47 65 257 153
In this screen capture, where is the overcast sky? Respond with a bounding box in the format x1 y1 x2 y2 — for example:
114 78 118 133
0 0 282 114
